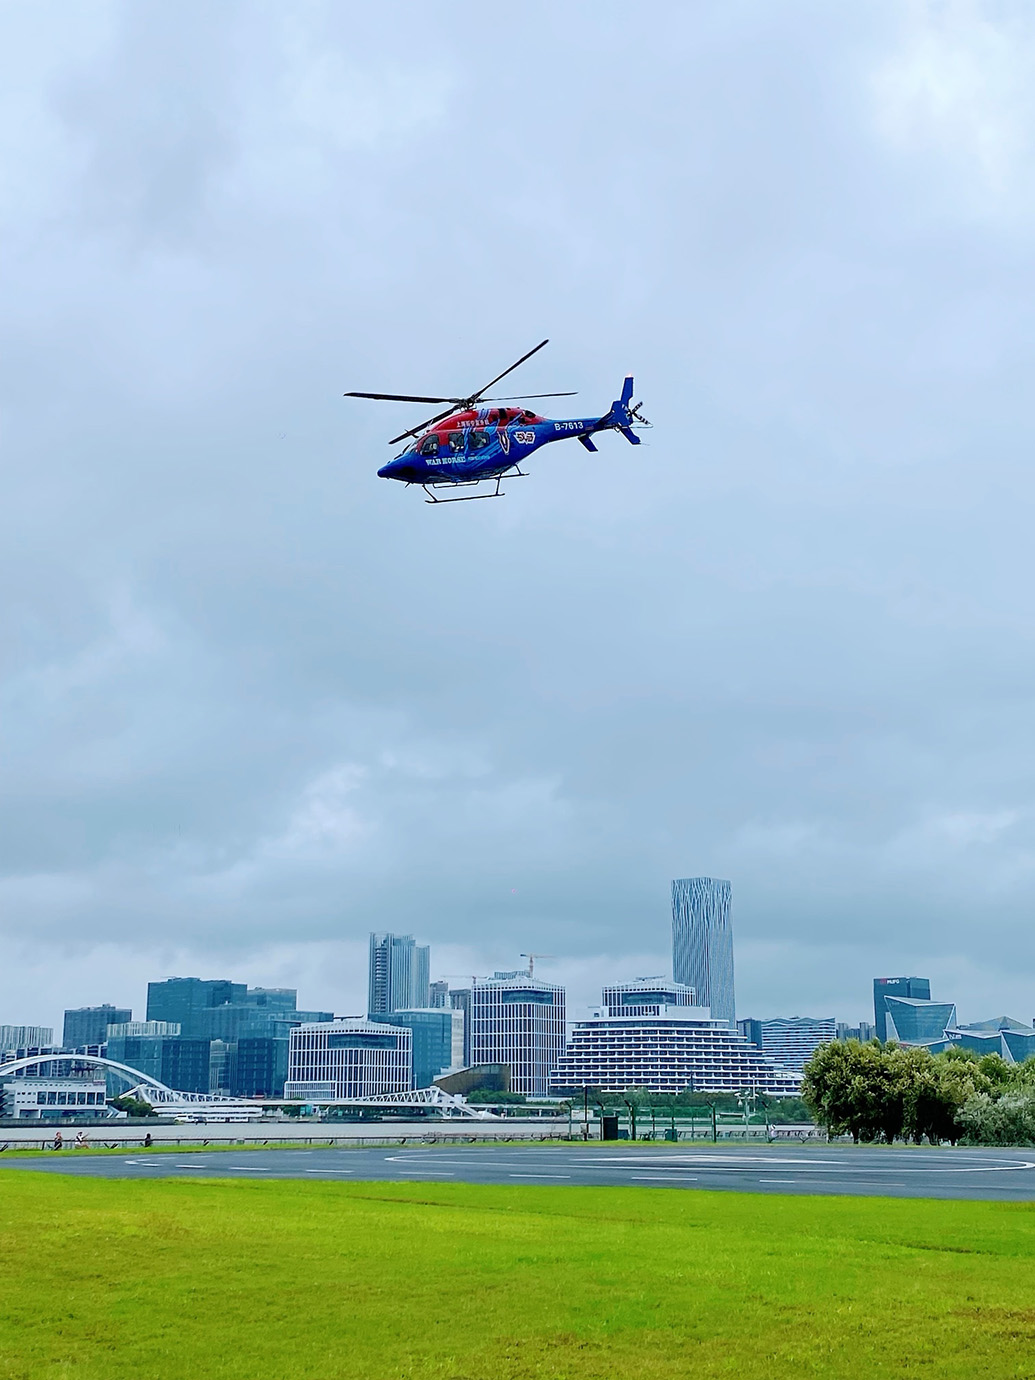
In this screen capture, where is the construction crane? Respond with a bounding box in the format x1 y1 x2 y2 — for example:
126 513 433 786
519 953 556 978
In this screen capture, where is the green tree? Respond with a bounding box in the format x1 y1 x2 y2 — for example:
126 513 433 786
109 1094 157 1118
957 1090 1035 1146
802 1040 908 1143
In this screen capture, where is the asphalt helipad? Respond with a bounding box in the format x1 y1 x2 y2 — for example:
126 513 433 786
5 1142 1035 1199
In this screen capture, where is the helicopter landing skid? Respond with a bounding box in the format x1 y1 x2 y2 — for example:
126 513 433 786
421 470 528 505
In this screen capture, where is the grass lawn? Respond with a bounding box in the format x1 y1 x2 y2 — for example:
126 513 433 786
1 1173 1033 1379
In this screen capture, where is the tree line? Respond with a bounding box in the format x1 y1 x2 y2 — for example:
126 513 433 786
801 1039 1035 1145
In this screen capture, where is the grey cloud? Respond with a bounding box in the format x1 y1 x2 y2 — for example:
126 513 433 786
4 1 1035 1031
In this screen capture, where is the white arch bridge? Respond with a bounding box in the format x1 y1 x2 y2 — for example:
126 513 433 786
0 1054 490 1119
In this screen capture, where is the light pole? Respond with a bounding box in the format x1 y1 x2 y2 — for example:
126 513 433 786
622 1097 637 1142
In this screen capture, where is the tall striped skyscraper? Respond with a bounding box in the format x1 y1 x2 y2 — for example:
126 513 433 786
367 933 431 1017
671 877 735 1026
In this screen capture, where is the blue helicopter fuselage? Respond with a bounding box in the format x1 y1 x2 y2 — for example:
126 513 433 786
377 376 641 489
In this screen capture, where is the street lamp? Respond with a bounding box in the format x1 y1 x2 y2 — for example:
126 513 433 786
622 1096 637 1142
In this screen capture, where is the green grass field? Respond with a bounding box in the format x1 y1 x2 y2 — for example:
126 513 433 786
1 1172 1033 1379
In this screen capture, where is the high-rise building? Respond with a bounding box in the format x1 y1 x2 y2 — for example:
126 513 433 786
873 977 931 1041
429 980 450 1009
370 1008 463 1088
144 978 333 1097
550 991 800 1097
671 877 735 1026
736 1016 836 1073
836 1021 876 1043
883 997 956 1045
234 1037 291 1098
146 978 246 1031
284 1020 411 1099
62 1005 132 1048
0 1026 53 1056
146 977 328 1037
105 1034 212 1093
450 976 566 1097
367 933 431 1016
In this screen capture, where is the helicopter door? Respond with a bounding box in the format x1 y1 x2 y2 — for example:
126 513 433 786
469 429 491 452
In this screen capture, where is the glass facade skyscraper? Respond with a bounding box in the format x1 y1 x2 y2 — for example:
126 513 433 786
872 977 931 1041
671 877 735 1026
143 977 330 1095
367 933 431 1016
62 1005 132 1048
105 1033 212 1093
370 1008 462 1088
883 997 956 1044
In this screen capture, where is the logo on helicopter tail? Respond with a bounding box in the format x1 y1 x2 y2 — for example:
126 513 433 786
514 430 536 444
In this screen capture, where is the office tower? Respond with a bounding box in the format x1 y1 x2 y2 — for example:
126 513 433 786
550 987 801 1096
882 997 956 1045
284 1020 412 1099
146 978 246 1031
141 978 331 1098
429 980 450 1009
872 977 931 1041
104 1033 212 1093
370 1008 464 1088
62 1005 132 1048
836 1021 876 1042
450 975 566 1097
671 877 735 1026
234 1037 291 1098
0 1026 53 1056
145 978 328 1042
736 1016 836 1074
367 933 431 1016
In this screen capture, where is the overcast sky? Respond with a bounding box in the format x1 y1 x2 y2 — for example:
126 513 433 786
5 1 1035 1032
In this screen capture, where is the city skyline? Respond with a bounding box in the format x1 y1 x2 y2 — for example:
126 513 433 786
3 886 1025 1036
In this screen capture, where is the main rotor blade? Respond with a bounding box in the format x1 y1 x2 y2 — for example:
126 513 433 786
481 391 578 402
471 339 550 402
388 404 461 446
345 391 463 404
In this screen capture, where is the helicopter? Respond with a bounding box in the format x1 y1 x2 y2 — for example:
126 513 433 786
345 339 650 503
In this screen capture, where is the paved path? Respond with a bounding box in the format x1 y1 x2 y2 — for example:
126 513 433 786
5 1142 1035 1199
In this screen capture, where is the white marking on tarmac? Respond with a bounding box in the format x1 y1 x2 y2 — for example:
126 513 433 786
631 1175 698 1181
508 1173 571 1179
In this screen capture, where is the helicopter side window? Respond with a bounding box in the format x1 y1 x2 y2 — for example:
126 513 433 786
446 432 465 454
469 429 490 451
418 435 440 457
